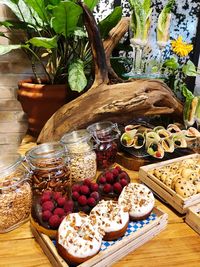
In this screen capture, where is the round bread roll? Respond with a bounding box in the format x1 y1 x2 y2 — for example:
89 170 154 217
90 200 129 241
118 183 155 221
57 212 103 265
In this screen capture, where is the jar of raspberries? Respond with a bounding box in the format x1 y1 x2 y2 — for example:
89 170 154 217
60 129 97 183
25 142 71 237
0 153 32 233
87 121 120 170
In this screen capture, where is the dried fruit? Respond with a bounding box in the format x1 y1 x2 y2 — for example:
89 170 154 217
99 176 106 184
64 200 74 213
90 191 100 200
72 184 80 192
105 172 114 183
90 183 98 192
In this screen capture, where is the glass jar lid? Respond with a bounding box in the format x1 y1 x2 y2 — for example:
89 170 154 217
87 121 120 142
61 129 93 153
0 153 27 189
25 142 66 169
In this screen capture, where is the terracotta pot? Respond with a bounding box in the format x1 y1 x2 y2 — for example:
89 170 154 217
17 79 77 137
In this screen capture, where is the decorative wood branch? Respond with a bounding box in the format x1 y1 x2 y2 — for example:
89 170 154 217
37 3 183 143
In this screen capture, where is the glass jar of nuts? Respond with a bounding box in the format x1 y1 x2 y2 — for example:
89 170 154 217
60 129 97 184
26 142 71 237
0 153 32 233
87 121 120 170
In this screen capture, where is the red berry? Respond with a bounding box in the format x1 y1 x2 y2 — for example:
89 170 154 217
112 168 119 177
115 166 121 172
83 179 91 186
40 194 51 204
79 185 90 195
120 178 128 187
42 210 52 221
53 208 65 217
99 176 106 184
113 182 122 194
49 215 61 229
64 200 74 213
90 183 99 192
90 191 100 200
105 172 114 183
72 191 80 200
72 184 80 192
57 197 66 207
87 197 96 207
118 172 127 180
78 195 87 206
42 201 54 211
60 215 66 222
53 192 62 200
103 183 112 193
42 190 52 197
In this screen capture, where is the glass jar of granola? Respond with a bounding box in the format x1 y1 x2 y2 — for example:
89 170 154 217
0 153 32 233
87 121 120 170
60 129 97 183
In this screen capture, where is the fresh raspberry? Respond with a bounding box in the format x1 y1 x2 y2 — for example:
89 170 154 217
53 192 62 200
53 208 65 217
115 166 121 172
105 172 114 183
49 215 61 229
42 201 54 211
64 200 74 213
72 191 80 200
112 168 119 177
155 151 161 158
99 176 106 184
83 178 91 186
120 178 128 187
79 185 90 195
42 210 52 221
118 172 127 180
113 182 122 194
78 195 87 206
103 183 112 193
40 194 51 204
90 191 100 200
72 184 80 192
57 197 66 207
42 190 52 197
90 183 99 192
87 197 96 207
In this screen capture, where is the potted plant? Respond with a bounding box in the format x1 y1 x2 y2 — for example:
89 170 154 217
0 0 122 136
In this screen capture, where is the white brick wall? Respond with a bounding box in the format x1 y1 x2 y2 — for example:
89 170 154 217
0 5 29 153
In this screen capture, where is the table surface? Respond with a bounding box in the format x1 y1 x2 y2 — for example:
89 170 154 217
0 136 200 267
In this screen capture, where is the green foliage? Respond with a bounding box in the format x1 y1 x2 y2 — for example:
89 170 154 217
98 6 122 39
68 59 87 92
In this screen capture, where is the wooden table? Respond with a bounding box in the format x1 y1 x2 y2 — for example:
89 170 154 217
0 136 200 267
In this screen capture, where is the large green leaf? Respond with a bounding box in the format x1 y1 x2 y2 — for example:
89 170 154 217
142 0 151 14
182 60 198 77
51 1 82 37
0 44 21 55
83 0 99 10
98 7 122 39
68 59 87 92
28 36 57 49
24 0 48 22
10 0 19 4
0 0 40 25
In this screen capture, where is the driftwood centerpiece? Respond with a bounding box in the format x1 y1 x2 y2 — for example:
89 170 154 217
37 3 183 143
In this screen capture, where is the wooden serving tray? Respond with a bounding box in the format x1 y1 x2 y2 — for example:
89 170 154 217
139 154 200 214
185 203 200 235
31 207 168 267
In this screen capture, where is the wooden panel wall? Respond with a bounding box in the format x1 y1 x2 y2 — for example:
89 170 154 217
0 5 30 153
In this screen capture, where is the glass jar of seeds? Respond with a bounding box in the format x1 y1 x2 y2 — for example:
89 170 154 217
0 153 32 233
60 129 97 183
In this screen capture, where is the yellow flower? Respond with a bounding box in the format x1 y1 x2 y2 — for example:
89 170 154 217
171 36 193 57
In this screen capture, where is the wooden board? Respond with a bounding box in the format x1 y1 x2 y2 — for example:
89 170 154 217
185 203 200 235
31 207 168 267
139 154 200 214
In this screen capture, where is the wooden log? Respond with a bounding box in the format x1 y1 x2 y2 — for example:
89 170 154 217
37 3 183 143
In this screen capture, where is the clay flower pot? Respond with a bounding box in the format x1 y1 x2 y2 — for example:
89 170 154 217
17 79 77 137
